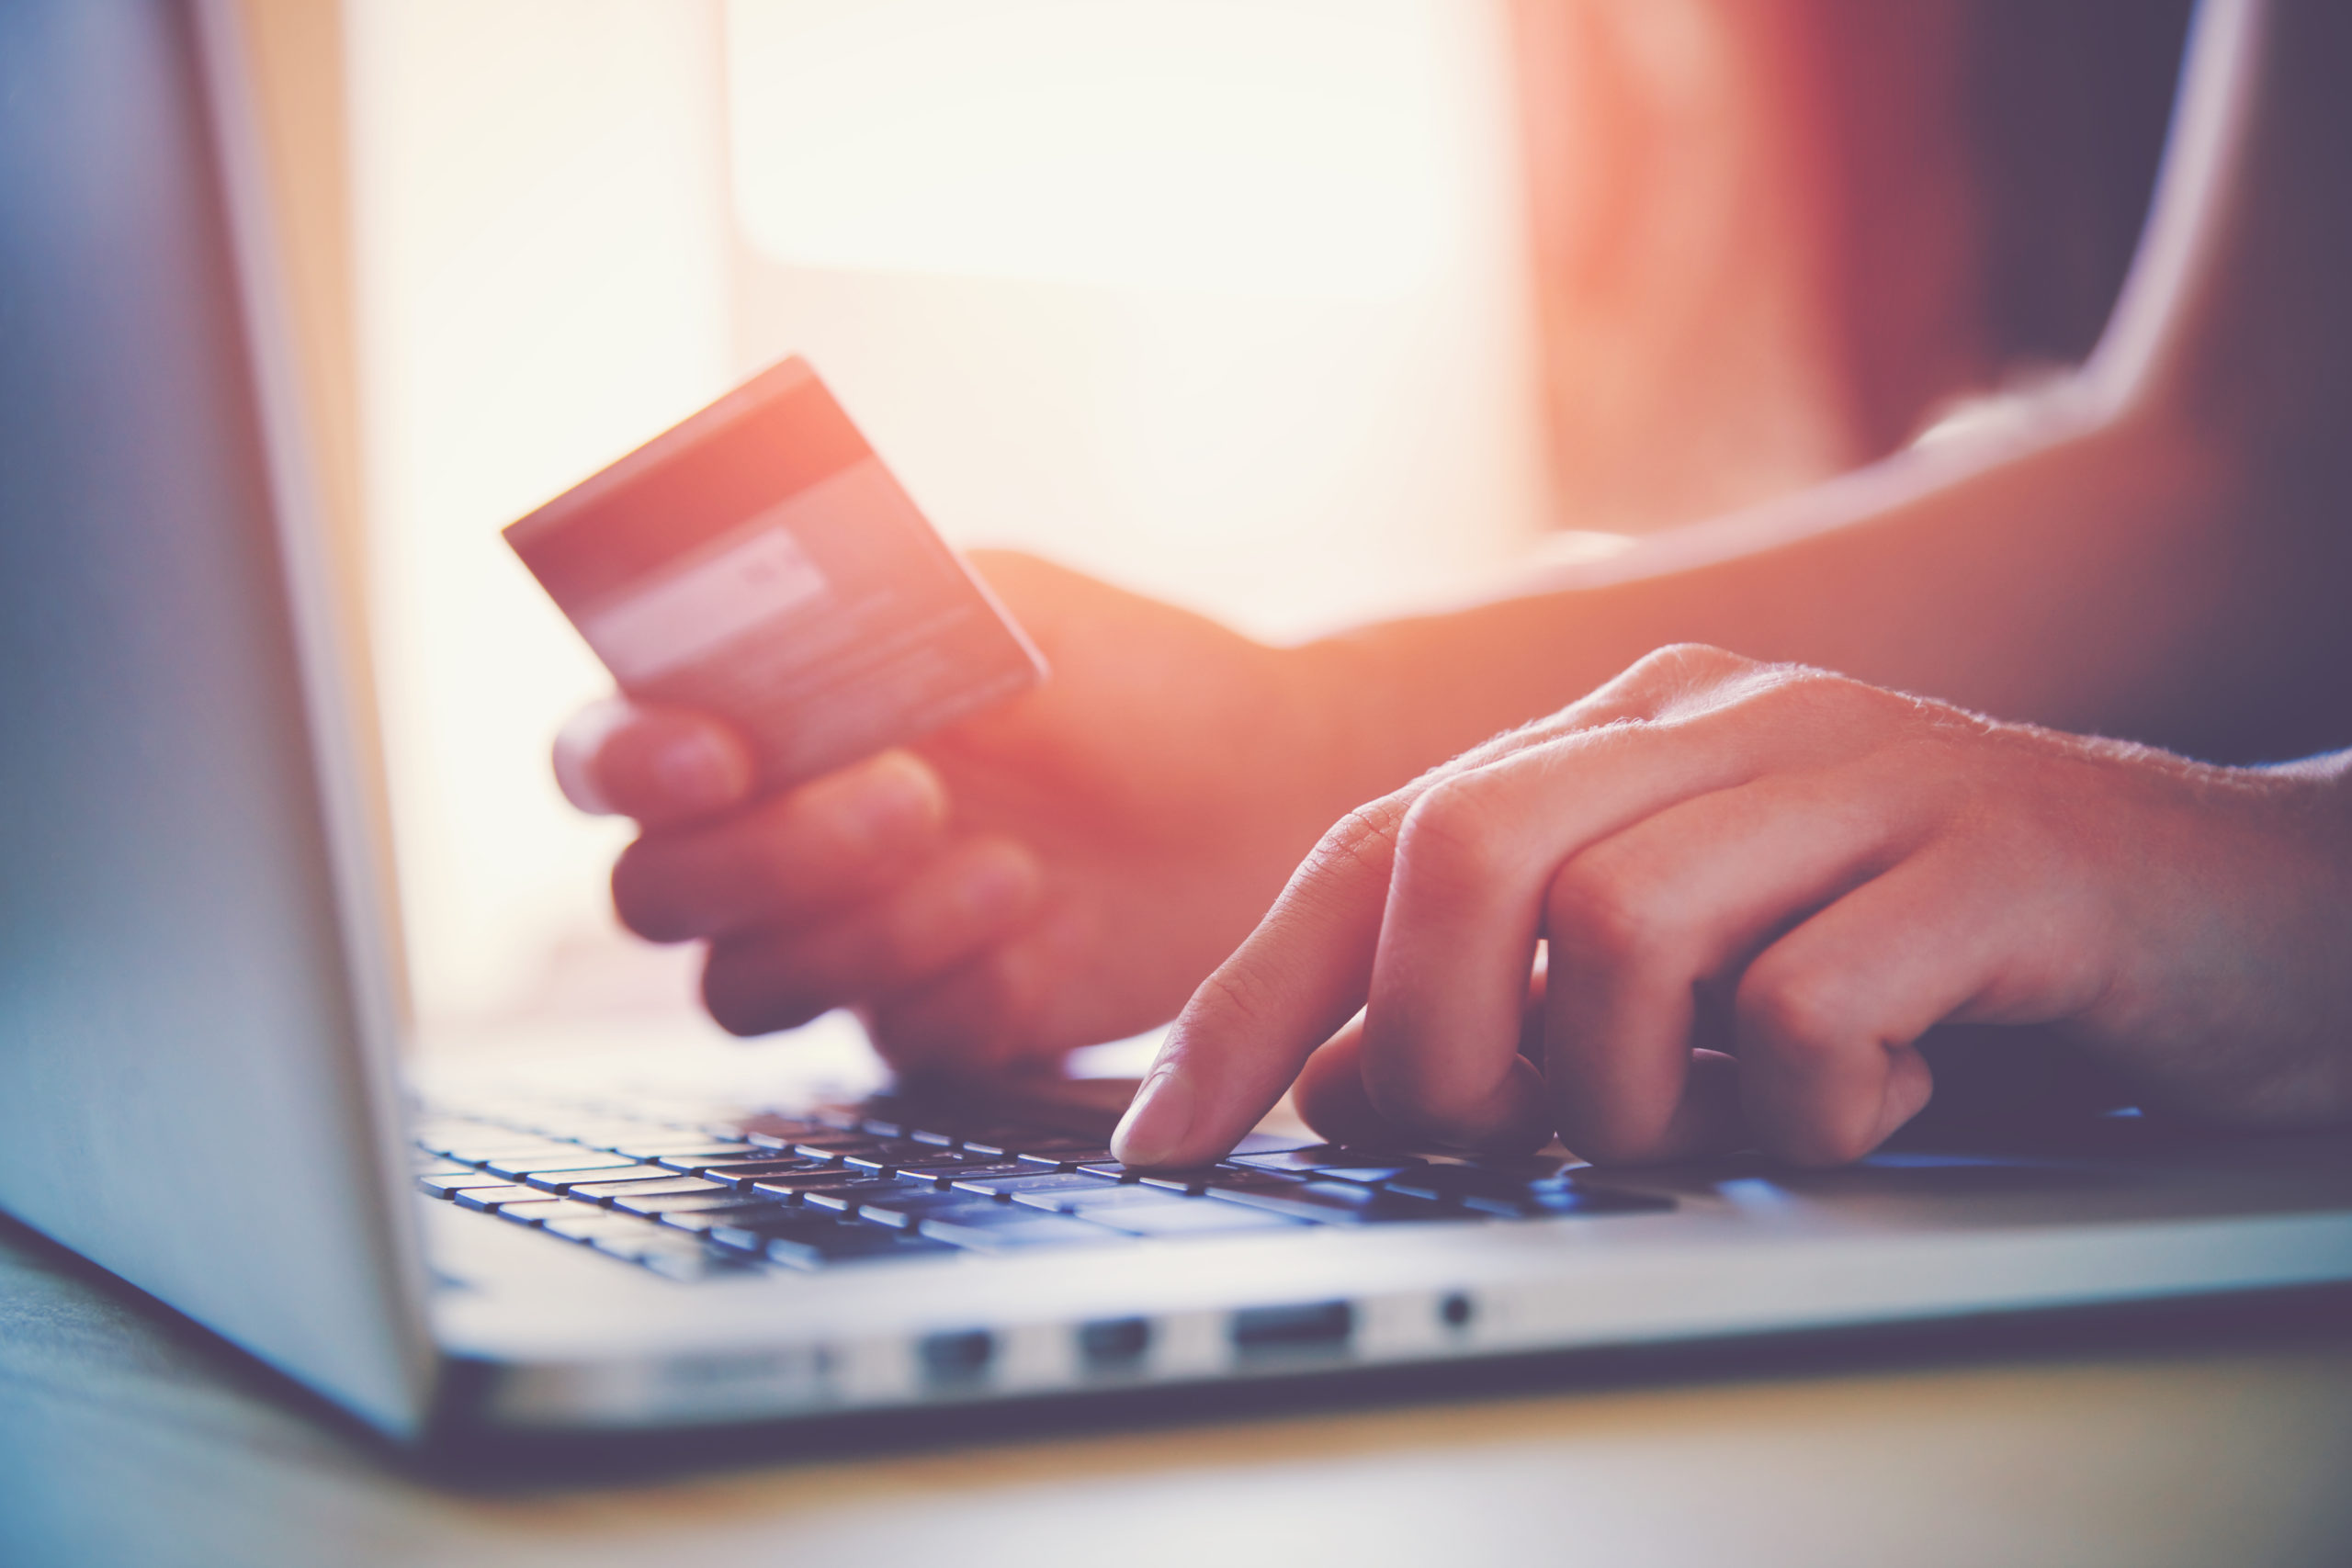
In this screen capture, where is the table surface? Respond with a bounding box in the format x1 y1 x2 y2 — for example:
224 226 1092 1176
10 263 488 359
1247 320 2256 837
6 1213 2352 1568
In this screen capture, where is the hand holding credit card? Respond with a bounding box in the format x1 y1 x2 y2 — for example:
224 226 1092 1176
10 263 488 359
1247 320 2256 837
505 357 1046 795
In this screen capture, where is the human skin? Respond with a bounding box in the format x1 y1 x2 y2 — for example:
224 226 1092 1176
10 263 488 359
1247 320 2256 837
556 0 2351 1150
1109 643 2352 1168
559 554 1386 1072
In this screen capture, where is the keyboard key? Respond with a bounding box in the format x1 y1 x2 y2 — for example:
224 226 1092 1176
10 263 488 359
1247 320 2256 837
449 1183 547 1213
1079 1202 1308 1237
1459 1184 1676 1219
1229 1132 1328 1155
523 1165 677 1194
483 1151 642 1179
923 1160 1035 1182
1227 1145 1424 1180
632 1145 763 1168
842 1145 1000 1176
1450 1149 1583 1174
609 1185 746 1216
686 1213 908 1269
876 1158 999 1183
950 1169 1121 1201
583 1224 721 1272
413 1158 479 1178
917 1211 1123 1252
802 1178 930 1214
531 1123 654 1151
1202 1179 1475 1225
853 1190 1018 1230
1378 1167 1533 1203
786 1134 895 1160
1015 1133 1119 1153
1012 1182 1190 1215
541 1213 647 1245
692 1158 834 1186
1140 1166 1299 1196
436 1143 582 1167
748 1170 873 1201
1012 1148 1119 1170
657 1200 802 1235
631 1236 747 1281
705 1211 847 1251
416 1171 526 1199
491 1198 573 1225
1314 1166 1427 1186
563 1174 728 1202
957 1130 1107 1156
762 1226 956 1270
944 1127 1051 1156
731 1113 831 1147
865 1137 978 1162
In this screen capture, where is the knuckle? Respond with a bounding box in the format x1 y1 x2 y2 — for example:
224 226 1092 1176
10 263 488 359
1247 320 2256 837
1735 960 1852 1066
1544 853 1669 967
1642 641 1750 680
1306 799 1408 883
1395 774 1516 892
1614 642 1755 705
1739 665 1909 738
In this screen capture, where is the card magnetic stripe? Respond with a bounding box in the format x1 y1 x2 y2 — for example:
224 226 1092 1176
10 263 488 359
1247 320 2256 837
504 356 870 611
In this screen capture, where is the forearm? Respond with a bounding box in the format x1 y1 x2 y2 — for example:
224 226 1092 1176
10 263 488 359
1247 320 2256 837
1306 396 2348 798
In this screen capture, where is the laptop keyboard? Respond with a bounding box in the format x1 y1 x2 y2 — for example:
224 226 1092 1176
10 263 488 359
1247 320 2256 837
411 1091 1674 1281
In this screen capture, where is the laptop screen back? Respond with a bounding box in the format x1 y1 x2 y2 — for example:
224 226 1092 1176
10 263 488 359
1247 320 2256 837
0 0 431 1434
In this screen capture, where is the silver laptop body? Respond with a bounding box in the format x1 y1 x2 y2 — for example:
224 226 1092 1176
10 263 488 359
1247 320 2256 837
4 0 2349 1444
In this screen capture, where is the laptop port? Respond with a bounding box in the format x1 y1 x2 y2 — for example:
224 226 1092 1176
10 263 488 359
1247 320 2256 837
1230 1300 1353 1356
1440 1292 1475 1329
1076 1315 1152 1370
917 1328 994 1384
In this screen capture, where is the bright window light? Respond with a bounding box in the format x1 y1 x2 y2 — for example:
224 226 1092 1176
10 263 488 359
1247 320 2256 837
726 0 1454 297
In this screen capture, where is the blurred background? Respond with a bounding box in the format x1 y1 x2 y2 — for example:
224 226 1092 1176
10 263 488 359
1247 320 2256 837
235 0 2190 1051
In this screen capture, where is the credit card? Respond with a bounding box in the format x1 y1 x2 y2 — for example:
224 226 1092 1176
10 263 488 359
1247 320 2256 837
504 356 1046 794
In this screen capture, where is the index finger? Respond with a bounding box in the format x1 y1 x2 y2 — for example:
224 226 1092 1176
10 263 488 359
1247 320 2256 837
1109 647 1758 1168
1109 796 1407 1168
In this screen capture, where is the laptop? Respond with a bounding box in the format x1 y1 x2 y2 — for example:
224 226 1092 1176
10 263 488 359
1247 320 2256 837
6 0 2351 1446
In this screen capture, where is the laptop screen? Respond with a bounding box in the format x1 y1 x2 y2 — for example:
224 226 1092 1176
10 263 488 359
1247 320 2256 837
0 0 431 1434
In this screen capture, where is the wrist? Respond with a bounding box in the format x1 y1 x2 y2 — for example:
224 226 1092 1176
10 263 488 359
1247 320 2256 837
1288 592 1619 808
1278 626 1452 817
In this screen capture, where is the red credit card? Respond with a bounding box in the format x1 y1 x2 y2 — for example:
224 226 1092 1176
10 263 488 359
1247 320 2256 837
504 357 1046 794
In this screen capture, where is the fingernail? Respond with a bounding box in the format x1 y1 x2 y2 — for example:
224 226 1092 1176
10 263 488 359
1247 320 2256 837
1111 1062 1194 1168
650 732 741 811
